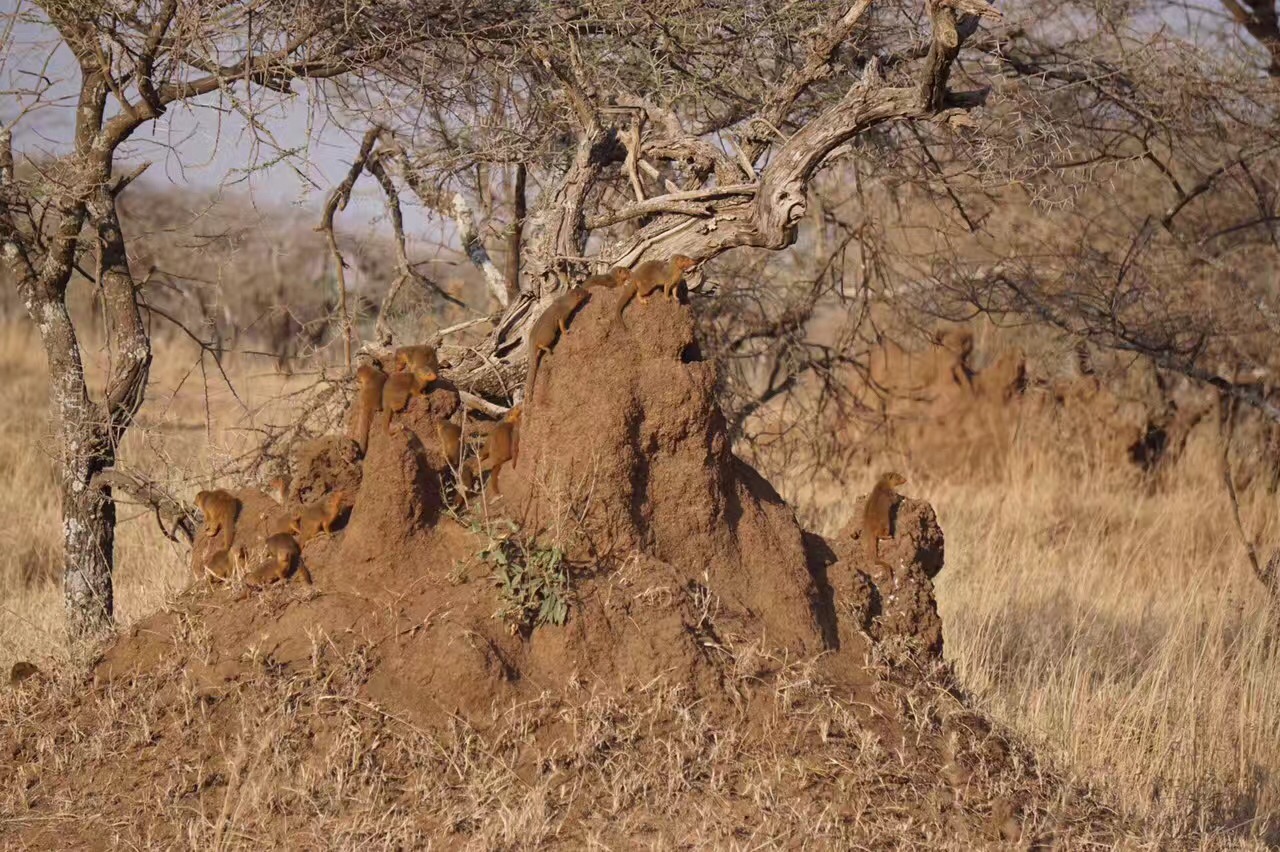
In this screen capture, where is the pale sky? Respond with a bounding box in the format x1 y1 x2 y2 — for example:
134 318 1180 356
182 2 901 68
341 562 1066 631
1 2 401 233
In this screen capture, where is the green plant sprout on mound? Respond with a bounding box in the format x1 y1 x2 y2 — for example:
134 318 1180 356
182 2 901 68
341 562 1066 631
474 519 570 632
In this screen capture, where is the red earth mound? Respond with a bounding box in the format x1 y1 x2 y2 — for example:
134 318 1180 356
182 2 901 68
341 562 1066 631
1 290 1150 848
104 287 947 732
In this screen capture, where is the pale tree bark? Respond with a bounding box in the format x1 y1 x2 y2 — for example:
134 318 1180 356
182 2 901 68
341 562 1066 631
0 50 151 636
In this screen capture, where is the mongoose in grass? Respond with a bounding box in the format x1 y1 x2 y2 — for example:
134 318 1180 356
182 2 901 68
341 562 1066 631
382 367 434 435
863 472 906 570
435 419 463 470
975 348 1027 402
525 287 591 403
9 661 39 686
393 344 440 382
202 544 247 583
615 255 697 319
936 328 975 393
242 533 310 588
584 267 630 289
465 405 521 494
195 489 241 549
354 364 388 455
290 491 347 542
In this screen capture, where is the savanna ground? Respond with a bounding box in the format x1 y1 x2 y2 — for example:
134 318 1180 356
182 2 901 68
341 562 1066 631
2 319 1278 847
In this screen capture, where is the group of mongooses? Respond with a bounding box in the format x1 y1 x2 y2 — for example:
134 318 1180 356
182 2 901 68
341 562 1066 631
352 343 441 455
524 255 697 404
353 343 522 496
194 480 344 592
193 344 442 588
191 256 907 599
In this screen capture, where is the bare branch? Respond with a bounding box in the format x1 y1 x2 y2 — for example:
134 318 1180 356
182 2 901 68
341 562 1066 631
90 468 196 546
741 0 877 165
505 163 527 300
317 126 382 372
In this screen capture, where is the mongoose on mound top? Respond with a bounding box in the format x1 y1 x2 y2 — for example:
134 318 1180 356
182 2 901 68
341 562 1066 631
583 267 630 289
863 472 906 571
463 405 522 493
241 533 310 591
195 489 240 550
615 255 697 320
353 364 388 455
290 491 347 542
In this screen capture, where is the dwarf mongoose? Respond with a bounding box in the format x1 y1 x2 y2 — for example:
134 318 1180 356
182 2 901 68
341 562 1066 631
243 533 310 588
468 405 521 494
9 661 39 686
936 328 975 393
435 419 463 470
525 287 591 403
382 367 434 435
354 364 388 455
202 544 247 583
290 491 347 542
615 255 697 319
584 267 630 289
267 475 292 505
195 489 241 549
394 344 440 382
975 348 1027 402
863 472 906 570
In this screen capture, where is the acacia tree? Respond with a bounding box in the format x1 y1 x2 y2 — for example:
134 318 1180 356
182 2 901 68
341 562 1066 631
315 0 1003 400
0 0 430 638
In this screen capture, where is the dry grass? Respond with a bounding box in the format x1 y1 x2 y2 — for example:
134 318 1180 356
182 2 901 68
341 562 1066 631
771 416 1280 847
933 444 1280 844
0 321 333 665
2 622 1138 849
2 320 1279 846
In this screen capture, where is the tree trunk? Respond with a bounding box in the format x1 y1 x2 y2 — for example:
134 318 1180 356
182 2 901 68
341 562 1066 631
29 292 118 637
14 176 153 640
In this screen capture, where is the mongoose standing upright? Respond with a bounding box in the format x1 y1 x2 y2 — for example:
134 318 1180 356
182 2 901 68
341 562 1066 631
435 419 463 470
465 405 522 494
195 489 241 549
862 472 906 571
353 364 388 455
615 255 697 319
525 287 591 403
290 491 347 542
242 533 310 589
584 267 630 289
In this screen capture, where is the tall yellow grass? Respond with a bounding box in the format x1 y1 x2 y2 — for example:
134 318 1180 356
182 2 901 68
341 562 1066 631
2 319 1278 843
0 321 326 665
774 413 1280 844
